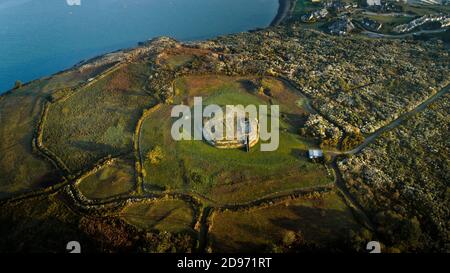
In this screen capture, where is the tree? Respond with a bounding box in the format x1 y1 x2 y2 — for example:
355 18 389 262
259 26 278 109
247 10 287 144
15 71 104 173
147 146 164 165
349 228 373 252
320 137 339 149
323 153 333 163
374 210 423 251
342 132 364 151
258 86 265 95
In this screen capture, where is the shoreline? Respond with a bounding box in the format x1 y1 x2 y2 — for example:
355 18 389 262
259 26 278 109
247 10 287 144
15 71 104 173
1 2 293 96
270 0 296 27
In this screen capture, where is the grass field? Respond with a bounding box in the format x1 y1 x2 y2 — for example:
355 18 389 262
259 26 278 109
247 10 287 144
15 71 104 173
0 67 109 199
121 199 195 233
42 63 156 173
208 190 361 252
140 75 332 204
77 158 136 200
157 46 212 69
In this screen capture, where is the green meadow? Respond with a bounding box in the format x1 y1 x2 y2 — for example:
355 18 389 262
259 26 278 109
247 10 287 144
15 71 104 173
77 158 136 200
140 75 332 205
42 63 156 173
0 67 110 198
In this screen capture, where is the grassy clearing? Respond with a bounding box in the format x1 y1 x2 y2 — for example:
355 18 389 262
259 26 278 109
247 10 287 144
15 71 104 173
157 47 212 69
165 55 194 69
42 63 156 173
208 190 360 252
0 68 108 199
121 199 195 233
140 75 332 204
77 158 135 200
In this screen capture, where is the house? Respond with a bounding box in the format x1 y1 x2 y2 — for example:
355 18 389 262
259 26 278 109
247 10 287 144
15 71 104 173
366 0 381 6
362 17 383 31
308 149 324 159
301 8 329 22
328 17 355 35
324 0 347 13
393 14 450 33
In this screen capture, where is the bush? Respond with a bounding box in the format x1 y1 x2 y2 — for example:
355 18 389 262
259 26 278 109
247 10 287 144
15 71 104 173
342 132 364 151
147 146 165 165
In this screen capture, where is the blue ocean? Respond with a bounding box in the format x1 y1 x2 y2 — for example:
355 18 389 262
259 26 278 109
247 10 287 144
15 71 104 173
0 0 278 93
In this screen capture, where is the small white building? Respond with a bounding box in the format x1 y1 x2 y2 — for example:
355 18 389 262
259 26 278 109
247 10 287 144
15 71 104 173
366 0 381 6
308 149 324 159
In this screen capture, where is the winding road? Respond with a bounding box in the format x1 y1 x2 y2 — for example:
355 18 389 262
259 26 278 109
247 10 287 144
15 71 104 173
283 79 449 231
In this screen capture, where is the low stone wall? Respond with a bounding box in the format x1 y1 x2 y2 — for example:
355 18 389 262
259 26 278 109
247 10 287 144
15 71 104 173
212 135 259 149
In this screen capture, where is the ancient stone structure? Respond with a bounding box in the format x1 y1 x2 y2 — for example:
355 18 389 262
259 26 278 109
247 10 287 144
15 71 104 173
203 109 259 150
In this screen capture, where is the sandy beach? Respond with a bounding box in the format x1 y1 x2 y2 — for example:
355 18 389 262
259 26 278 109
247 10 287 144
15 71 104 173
270 0 296 26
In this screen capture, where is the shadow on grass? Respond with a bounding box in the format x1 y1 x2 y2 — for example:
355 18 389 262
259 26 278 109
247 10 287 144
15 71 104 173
210 205 358 253
72 140 117 153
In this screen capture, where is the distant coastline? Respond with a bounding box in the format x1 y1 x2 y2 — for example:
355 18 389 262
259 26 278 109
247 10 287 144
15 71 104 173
0 0 278 95
0 1 284 97
270 0 296 26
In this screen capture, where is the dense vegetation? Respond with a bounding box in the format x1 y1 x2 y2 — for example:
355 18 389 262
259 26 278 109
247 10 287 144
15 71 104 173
0 3 448 252
339 94 450 252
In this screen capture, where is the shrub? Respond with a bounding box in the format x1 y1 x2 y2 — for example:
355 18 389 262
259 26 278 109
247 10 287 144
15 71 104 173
147 146 165 165
342 132 364 151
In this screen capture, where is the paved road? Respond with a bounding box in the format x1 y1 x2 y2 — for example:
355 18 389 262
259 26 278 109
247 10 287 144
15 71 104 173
330 84 449 231
345 84 449 155
362 28 448 39
360 11 415 18
318 84 449 156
